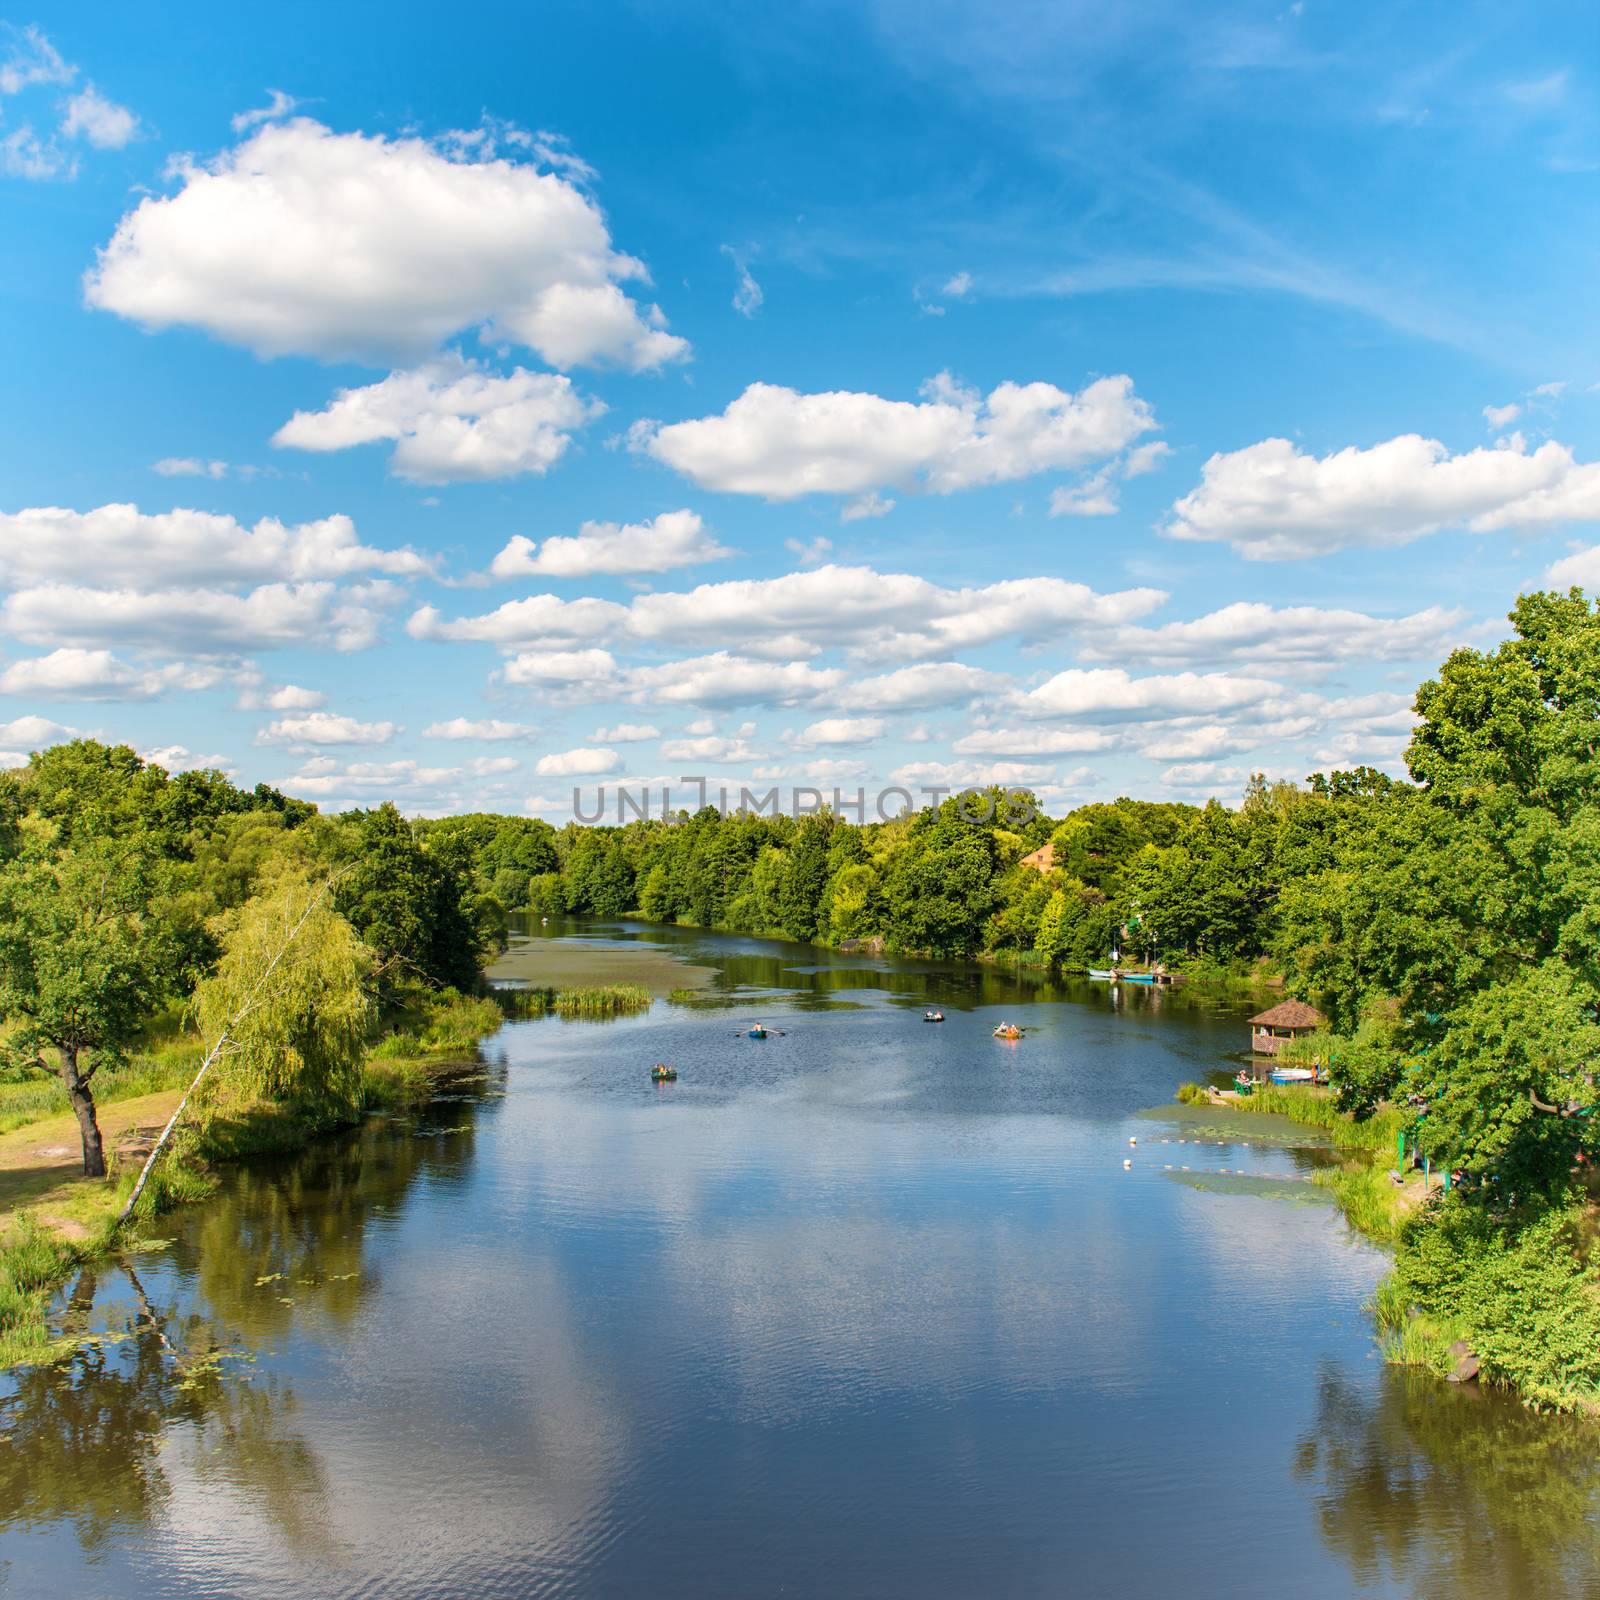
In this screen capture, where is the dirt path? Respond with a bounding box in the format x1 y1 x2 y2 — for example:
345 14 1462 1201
0 1091 182 1233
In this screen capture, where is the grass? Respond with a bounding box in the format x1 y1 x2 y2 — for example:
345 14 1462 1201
1176 1079 1417 1246
0 1217 81 1368
0 1039 202 1135
1225 1083 1408 1155
555 983 653 1018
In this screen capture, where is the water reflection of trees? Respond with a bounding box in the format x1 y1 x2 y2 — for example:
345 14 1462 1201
0 1068 499 1554
1296 1364 1600 1598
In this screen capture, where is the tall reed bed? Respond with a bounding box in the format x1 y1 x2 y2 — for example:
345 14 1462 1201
492 983 654 1020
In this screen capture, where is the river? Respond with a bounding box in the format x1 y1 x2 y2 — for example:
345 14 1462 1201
4 921 1598 1598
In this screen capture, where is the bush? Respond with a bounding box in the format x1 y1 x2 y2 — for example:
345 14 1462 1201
1394 1198 1600 1409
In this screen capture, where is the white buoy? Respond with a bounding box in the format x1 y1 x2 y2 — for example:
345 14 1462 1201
1122 1158 1132 1169
1129 1137 1137 1147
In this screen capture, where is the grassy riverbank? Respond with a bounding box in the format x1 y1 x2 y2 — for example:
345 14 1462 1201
1184 1080 1600 1413
0 988 508 1372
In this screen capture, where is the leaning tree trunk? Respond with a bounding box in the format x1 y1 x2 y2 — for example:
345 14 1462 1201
60 1043 106 1178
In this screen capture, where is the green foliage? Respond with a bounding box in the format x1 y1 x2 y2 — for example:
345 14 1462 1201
332 803 489 998
1175 1082 1212 1105
195 876 374 1129
1394 1199 1600 1409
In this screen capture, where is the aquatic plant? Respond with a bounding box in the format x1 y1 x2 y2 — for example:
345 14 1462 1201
553 984 653 1018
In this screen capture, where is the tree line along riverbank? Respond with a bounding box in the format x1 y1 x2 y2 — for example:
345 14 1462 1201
3 589 1598 1409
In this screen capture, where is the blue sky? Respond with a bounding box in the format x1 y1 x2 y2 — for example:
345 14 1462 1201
2 1 1597 819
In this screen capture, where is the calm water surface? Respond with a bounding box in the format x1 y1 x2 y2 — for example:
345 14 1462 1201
5 922 1599 1598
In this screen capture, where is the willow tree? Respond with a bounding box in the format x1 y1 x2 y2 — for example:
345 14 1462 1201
119 875 373 1222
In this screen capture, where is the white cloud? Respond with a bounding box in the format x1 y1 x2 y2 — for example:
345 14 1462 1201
61 86 138 149
3 581 395 653
231 89 298 134
0 25 72 96
0 504 431 586
498 647 619 687
625 565 1165 662
0 647 217 701
1159 761 1254 793
593 722 659 742
1123 440 1172 477
274 755 462 807
1020 667 1282 722
424 717 537 740
1081 601 1471 669
722 245 763 317
658 734 762 762
1546 544 1600 588
1483 402 1521 429
1132 724 1239 761
236 680 326 711
853 662 1005 710
950 726 1118 757
86 118 688 370
256 711 397 747
892 759 1056 790
0 29 136 180
840 492 896 522
467 755 520 776
490 510 729 578
142 743 233 773
942 271 973 298
643 653 842 708
272 355 602 483
407 595 627 646
640 372 1154 499
413 562 1161 664
795 716 885 746
0 714 79 746
152 456 228 479
534 746 619 776
785 535 833 566
2 125 71 180
1048 471 1119 517
1167 433 1600 559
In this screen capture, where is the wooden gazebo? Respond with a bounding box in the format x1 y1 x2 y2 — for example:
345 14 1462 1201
1248 999 1325 1057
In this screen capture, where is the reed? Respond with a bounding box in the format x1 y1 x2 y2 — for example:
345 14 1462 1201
1227 1083 1406 1153
554 984 653 1018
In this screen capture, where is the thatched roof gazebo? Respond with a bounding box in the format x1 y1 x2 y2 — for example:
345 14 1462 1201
1248 999 1325 1057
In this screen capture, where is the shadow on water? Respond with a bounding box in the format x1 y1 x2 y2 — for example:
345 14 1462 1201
0 1060 503 1566
1297 1364 1600 1599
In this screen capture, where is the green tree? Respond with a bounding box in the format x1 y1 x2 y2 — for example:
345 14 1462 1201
0 843 171 1175
195 875 374 1126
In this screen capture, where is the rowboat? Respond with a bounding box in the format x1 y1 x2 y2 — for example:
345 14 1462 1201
1088 969 1114 980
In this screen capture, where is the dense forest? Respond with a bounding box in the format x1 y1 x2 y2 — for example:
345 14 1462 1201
2 589 1597 1405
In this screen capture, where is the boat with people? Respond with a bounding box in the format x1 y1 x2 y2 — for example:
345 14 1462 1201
992 1022 1023 1040
924 1009 944 1022
748 1024 769 1039
651 1063 677 1082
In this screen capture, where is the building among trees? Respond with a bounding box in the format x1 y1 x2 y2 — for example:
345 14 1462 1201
1248 999 1325 1057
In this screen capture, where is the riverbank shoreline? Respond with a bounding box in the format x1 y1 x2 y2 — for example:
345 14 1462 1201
1173 1078 1600 1414
0 1044 464 1371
